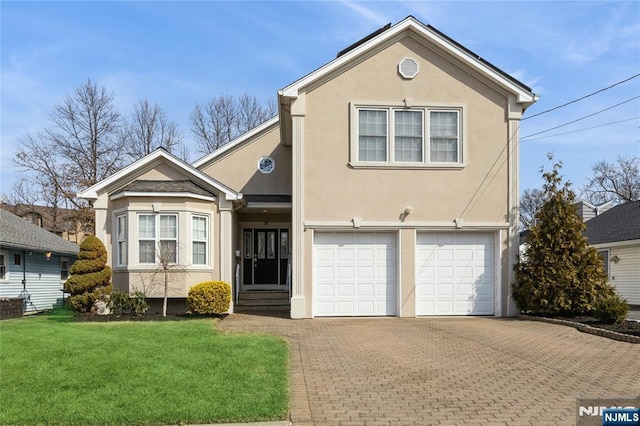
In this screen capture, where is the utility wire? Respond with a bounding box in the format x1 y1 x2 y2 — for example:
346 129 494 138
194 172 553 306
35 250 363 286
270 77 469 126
522 73 640 121
520 116 640 142
520 95 640 140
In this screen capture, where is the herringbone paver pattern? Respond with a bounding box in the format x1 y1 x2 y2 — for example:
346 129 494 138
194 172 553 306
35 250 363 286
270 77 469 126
218 315 640 425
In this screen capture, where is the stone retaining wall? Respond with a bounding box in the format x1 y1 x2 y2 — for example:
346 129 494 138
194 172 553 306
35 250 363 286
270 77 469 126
0 298 24 320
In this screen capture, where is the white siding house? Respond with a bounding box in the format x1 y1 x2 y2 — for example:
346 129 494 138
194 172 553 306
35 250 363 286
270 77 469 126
584 201 640 306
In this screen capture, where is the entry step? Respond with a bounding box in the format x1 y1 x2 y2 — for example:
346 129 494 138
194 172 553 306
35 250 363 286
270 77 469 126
237 290 290 306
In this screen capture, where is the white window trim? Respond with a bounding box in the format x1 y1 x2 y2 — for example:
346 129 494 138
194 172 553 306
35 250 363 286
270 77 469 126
349 102 466 169
115 213 128 267
0 250 8 282
191 214 210 267
137 213 179 266
60 257 70 282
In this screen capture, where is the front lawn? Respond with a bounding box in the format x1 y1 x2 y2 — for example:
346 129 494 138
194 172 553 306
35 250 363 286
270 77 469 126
0 309 288 425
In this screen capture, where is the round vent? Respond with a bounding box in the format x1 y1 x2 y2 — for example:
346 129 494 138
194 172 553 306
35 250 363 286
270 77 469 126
398 57 419 79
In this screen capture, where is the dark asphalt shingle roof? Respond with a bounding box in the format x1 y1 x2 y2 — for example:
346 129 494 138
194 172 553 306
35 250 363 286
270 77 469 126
584 201 640 245
0 209 79 255
118 180 215 197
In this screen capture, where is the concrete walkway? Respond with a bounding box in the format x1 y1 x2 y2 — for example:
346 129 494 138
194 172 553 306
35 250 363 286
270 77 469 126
218 314 640 426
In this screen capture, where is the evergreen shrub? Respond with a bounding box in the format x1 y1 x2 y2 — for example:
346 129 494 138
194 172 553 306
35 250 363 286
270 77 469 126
187 281 231 315
64 235 112 313
593 294 629 324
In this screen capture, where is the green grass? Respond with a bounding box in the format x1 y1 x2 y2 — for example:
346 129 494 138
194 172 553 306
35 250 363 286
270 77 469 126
0 309 288 425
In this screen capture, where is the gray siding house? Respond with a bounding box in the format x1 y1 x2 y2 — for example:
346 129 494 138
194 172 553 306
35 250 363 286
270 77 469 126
0 209 79 313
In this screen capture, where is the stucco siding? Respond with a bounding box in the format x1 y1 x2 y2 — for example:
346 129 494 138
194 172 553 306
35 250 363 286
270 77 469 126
301 35 511 225
198 124 292 195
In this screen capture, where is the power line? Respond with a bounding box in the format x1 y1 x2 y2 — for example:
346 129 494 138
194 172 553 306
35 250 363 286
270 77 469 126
520 116 640 142
520 96 640 140
522 73 640 121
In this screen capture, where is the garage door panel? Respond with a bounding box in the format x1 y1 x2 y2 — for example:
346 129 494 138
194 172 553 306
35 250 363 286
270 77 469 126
416 232 495 316
314 232 397 317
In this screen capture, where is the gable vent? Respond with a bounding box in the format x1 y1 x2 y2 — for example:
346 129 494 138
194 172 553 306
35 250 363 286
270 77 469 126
398 58 419 79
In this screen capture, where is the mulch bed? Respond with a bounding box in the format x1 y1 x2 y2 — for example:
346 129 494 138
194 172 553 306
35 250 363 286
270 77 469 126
73 312 227 322
518 313 640 344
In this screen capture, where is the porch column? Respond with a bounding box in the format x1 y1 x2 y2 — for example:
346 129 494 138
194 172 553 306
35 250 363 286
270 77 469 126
290 95 306 318
219 199 234 313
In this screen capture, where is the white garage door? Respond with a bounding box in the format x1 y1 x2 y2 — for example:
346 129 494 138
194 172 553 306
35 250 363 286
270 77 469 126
416 232 495 315
314 232 397 316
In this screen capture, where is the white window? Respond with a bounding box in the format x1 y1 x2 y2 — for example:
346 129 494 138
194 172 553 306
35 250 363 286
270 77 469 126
116 214 127 266
192 216 208 265
0 251 7 281
138 214 177 264
60 258 70 281
354 106 462 165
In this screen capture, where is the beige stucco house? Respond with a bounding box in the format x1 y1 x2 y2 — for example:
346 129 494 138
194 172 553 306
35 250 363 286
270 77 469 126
79 16 538 318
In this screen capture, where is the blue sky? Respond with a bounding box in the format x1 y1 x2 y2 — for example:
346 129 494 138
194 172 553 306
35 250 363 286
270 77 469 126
1 1 639 199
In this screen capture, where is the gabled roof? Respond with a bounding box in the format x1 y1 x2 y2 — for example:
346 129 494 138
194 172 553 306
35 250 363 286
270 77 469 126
192 116 279 169
279 16 537 107
79 148 241 201
584 201 640 245
0 209 79 255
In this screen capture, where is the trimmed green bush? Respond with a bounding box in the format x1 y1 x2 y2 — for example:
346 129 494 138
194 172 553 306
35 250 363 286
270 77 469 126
187 281 231 315
594 294 629 324
64 235 112 313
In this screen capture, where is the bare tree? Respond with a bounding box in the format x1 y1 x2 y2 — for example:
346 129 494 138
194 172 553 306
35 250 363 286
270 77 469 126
581 156 640 204
13 79 124 231
120 99 186 162
237 92 277 134
519 188 546 231
191 93 277 155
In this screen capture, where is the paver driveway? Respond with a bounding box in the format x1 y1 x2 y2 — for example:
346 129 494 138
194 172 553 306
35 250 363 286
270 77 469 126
218 314 640 425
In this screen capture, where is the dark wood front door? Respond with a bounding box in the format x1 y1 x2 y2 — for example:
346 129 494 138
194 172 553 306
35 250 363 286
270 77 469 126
243 228 289 288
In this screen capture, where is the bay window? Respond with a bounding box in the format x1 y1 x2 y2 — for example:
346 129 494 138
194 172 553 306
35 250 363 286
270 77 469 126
116 214 127 266
192 216 207 265
138 214 177 264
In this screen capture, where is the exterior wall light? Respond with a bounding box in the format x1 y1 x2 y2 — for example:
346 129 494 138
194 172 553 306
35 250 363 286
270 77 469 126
611 255 620 264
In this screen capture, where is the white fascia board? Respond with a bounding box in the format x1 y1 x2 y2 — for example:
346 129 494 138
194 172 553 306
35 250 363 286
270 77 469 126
592 239 640 249
281 17 536 106
192 116 280 168
110 192 216 202
78 149 241 201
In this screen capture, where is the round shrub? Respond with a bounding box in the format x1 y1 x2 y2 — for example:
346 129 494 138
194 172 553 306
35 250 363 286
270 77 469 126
593 294 629 324
187 281 231 315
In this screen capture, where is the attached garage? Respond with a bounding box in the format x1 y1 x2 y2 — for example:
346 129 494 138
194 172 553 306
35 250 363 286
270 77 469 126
313 232 397 316
416 232 496 316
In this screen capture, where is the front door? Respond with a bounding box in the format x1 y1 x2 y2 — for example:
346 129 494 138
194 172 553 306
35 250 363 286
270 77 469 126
242 228 289 288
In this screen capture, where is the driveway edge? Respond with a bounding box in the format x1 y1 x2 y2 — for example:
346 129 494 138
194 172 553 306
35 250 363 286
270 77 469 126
518 314 640 344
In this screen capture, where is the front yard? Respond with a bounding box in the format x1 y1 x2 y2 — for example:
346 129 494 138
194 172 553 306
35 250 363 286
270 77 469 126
0 309 288 425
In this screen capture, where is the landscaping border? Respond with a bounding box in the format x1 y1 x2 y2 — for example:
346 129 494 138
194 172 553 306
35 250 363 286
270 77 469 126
518 314 640 344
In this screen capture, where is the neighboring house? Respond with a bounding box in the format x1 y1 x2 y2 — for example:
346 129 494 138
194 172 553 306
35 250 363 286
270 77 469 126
79 16 538 318
574 200 613 222
584 201 640 306
0 202 91 244
0 209 79 313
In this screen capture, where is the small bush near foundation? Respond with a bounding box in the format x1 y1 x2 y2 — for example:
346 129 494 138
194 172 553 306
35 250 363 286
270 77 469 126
108 290 149 316
187 281 231 315
593 294 629 324
130 291 149 316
